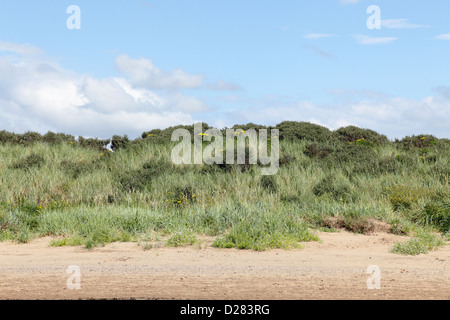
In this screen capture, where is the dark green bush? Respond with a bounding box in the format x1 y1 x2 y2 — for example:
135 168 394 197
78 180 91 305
232 123 268 131
410 200 450 233
78 137 110 151
0 130 20 144
22 131 43 145
118 160 171 192
304 143 333 159
276 121 335 142
111 135 130 151
395 135 438 149
43 131 75 145
60 160 100 179
12 154 45 170
335 126 388 144
313 175 352 202
325 143 378 168
260 175 278 193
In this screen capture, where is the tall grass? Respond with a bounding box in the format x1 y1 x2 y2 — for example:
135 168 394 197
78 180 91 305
0 123 448 252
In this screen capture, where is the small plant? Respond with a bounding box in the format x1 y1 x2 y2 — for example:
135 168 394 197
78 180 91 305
166 230 198 247
391 231 446 255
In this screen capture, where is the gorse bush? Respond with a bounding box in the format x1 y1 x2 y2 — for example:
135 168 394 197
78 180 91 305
276 121 335 142
396 135 439 149
335 126 388 144
78 137 110 151
111 134 130 151
0 123 448 253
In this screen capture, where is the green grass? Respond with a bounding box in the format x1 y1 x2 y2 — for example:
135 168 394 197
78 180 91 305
0 123 449 252
391 231 447 255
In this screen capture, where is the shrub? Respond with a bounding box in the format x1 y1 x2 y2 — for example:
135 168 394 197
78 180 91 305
111 134 130 151
396 135 438 149
304 142 333 159
409 200 450 233
335 126 388 144
118 169 153 192
231 123 268 131
385 185 429 211
260 175 278 193
21 131 43 145
78 136 110 151
313 175 352 202
118 160 171 192
0 130 20 144
43 131 75 145
324 143 378 169
12 154 45 170
60 160 100 179
276 121 335 142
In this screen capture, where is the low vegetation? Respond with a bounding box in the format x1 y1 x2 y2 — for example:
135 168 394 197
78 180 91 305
0 122 448 254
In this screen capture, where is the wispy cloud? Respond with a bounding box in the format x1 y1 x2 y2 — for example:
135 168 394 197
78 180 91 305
302 44 335 59
435 33 450 40
339 0 361 5
354 35 398 45
303 33 335 39
381 19 429 29
207 79 244 91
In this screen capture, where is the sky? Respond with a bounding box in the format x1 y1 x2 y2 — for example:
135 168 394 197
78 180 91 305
0 0 449 139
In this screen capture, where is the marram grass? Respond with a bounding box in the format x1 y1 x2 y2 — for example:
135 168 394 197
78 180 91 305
0 123 449 253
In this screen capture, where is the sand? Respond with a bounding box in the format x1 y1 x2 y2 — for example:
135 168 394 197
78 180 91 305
0 225 448 300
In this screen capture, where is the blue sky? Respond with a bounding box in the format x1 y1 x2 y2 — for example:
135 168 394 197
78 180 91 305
0 0 449 139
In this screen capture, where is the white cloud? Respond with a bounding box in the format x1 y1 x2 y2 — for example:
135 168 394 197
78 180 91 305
435 33 450 40
381 19 429 29
207 79 244 91
339 0 361 5
220 91 450 140
115 54 204 90
303 33 335 39
354 35 398 45
0 42 204 138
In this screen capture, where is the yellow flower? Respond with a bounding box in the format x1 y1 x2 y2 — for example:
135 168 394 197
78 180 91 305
421 137 426 140
198 133 209 136
69 141 73 144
